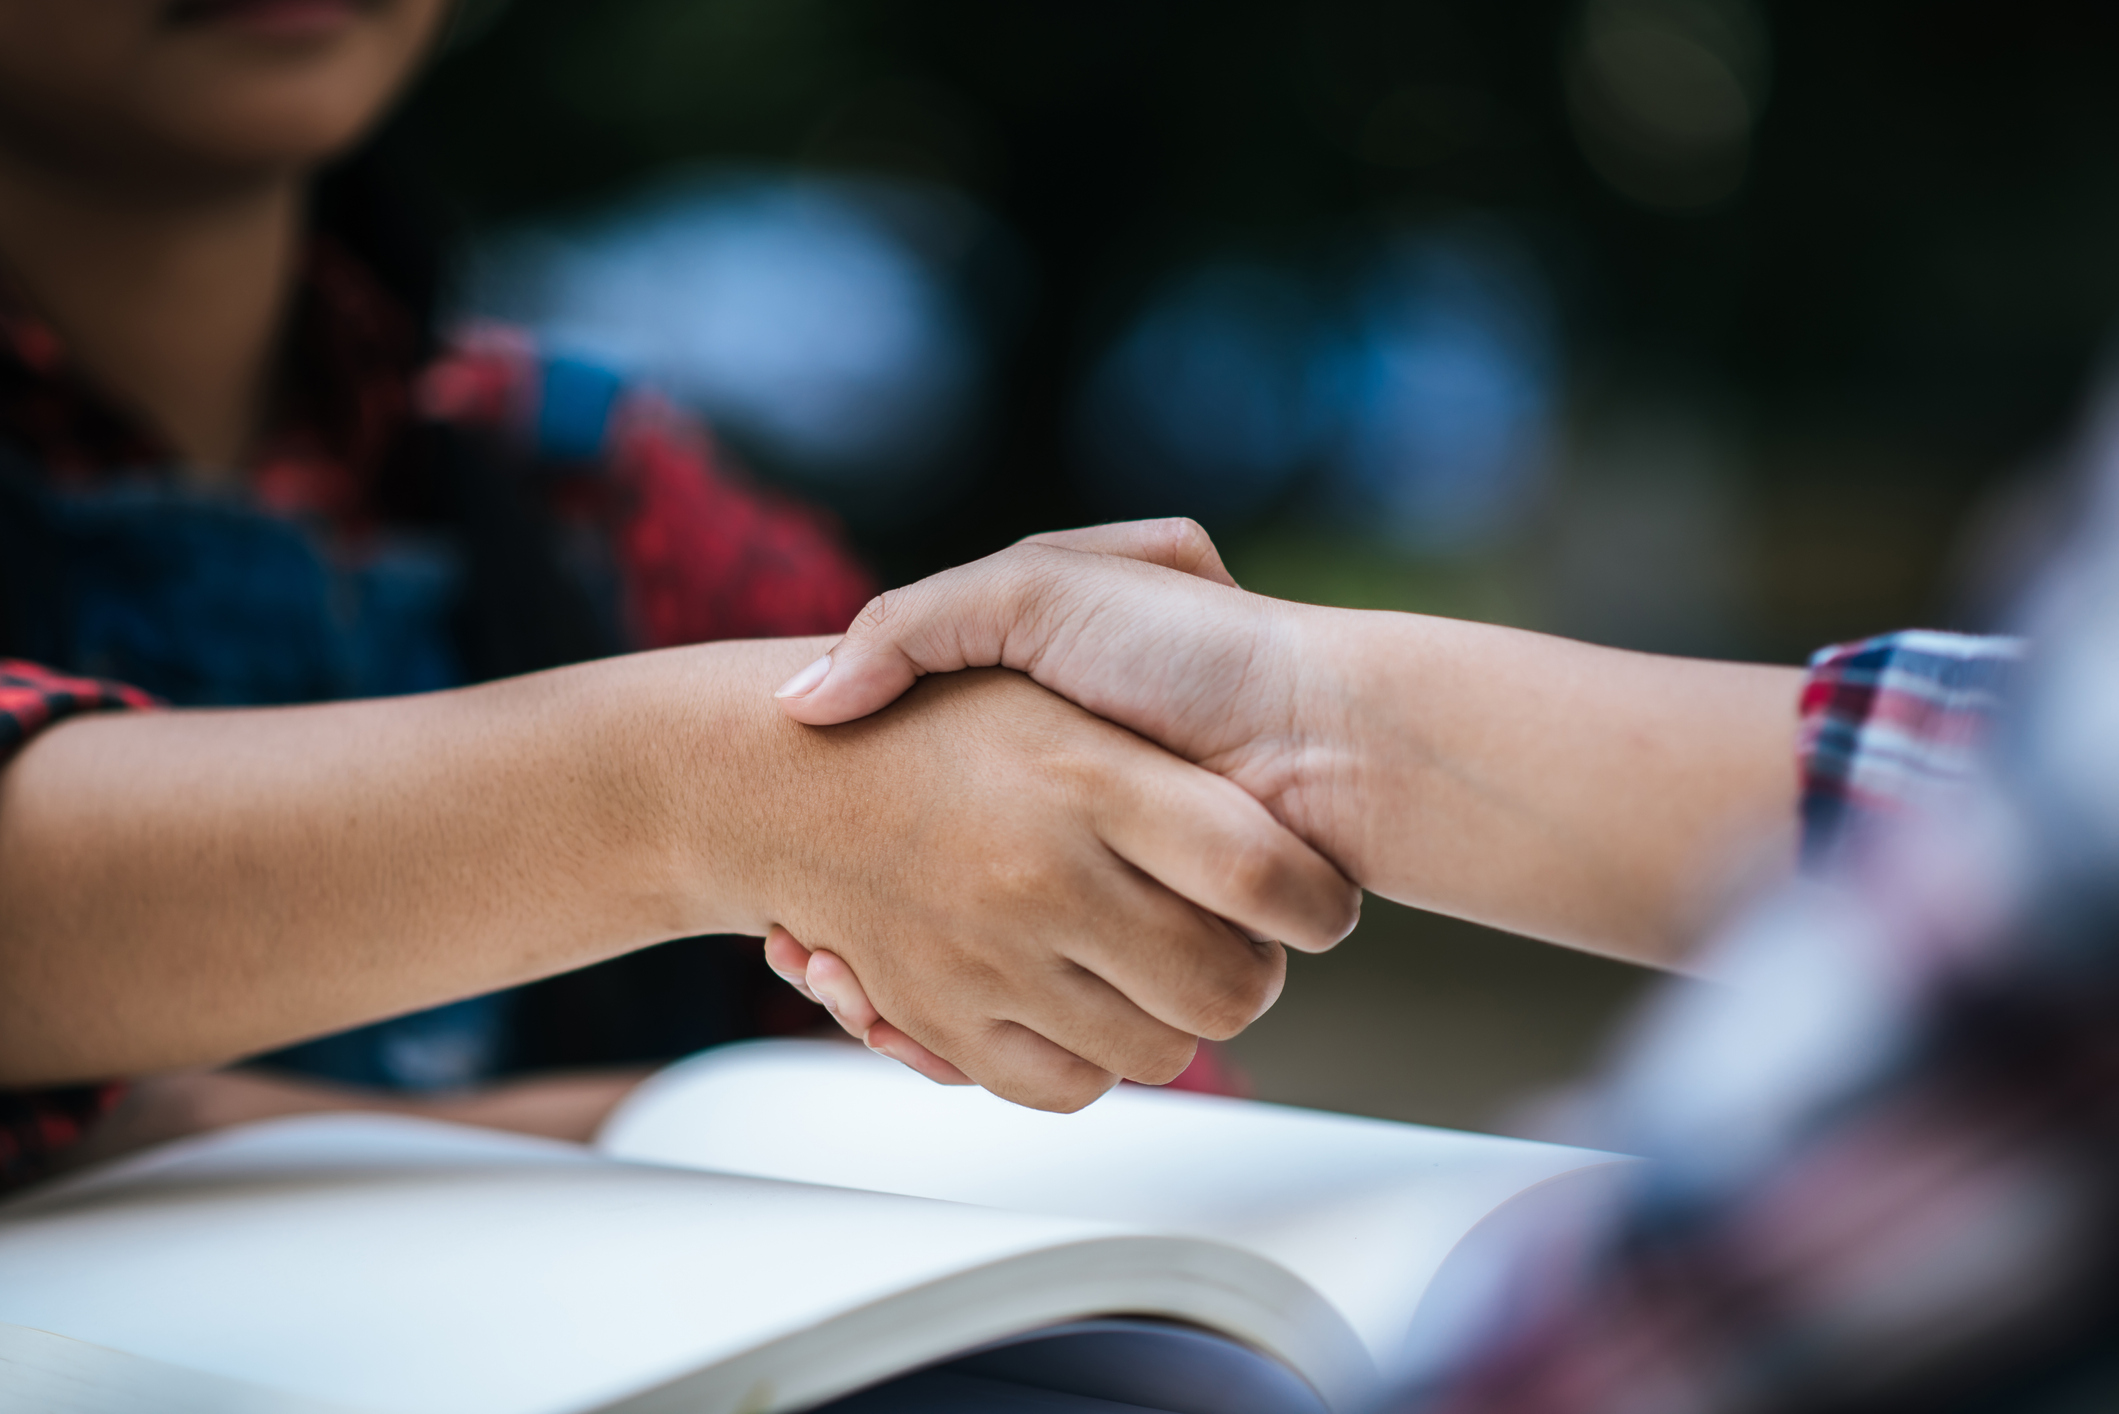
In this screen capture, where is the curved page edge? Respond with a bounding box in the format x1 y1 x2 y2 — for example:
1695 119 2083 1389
600 1233 1377 1414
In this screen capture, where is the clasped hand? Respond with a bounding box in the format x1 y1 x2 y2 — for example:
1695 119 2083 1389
763 522 1358 1103
762 516 1807 1094
749 663 1357 1111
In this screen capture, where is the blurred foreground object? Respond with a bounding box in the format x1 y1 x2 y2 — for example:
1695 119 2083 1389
1400 399 2119 1412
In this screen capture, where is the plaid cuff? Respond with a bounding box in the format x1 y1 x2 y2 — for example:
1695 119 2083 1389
0 659 159 759
1796 630 2022 864
0 660 151 1187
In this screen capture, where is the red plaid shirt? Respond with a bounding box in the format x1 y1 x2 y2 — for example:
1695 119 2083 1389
0 242 872 1187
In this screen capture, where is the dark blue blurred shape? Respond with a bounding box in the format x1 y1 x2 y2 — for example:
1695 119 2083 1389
1076 263 1339 524
1075 223 1557 552
536 356 626 463
47 485 462 706
1335 229 1558 551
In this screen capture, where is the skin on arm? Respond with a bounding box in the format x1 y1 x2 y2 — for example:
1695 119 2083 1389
0 638 1356 1110
776 520 1803 972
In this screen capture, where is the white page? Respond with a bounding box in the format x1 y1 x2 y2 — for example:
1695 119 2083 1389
0 1114 1358 1414
599 1041 1628 1361
0 1323 364 1414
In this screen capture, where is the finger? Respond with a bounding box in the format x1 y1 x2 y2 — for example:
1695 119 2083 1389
789 940 975 1083
762 925 820 1004
1016 518 1238 587
986 958 1205 1086
805 949 882 1037
863 896 1209 1095
862 1020 974 1086
1049 875 1290 1043
898 1011 1123 1114
1089 744 1362 959
772 576 993 727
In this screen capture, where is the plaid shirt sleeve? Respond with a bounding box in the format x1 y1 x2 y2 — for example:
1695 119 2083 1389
602 389 877 647
1 659 158 757
1 660 154 1189
420 325 877 649
1795 630 2023 863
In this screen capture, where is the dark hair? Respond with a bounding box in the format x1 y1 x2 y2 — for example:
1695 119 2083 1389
314 121 620 681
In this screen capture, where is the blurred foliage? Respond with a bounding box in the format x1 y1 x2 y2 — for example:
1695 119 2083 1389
411 0 2119 645
1222 530 1527 623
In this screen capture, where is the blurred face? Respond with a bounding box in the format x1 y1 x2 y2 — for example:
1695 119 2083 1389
0 0 452 191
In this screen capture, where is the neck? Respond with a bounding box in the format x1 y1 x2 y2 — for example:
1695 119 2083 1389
0 150 304 480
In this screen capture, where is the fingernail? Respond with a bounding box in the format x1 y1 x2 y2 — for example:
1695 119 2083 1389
774 655 832 699
865 1033 921 1074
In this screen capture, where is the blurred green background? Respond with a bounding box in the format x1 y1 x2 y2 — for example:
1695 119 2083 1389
404 0 2119 1132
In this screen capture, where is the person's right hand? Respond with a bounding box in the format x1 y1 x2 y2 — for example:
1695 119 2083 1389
0 635 1354 1107
693 661 1358 1111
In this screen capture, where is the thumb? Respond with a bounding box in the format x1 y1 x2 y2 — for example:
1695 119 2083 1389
773 570 1000 725
774 519 1232 726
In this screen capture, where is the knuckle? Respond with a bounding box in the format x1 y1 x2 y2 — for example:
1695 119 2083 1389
992 1048 1117 1114
1217 835 1294 909
1281 874 1363 952
1190 946 1285 1039
1037 1066 1121 1114
849 591 893 636
1159 516 1213 565
1128 1033 1199 1087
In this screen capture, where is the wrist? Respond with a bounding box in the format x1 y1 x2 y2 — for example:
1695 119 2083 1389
1280 605 1470 897
559 639 834 944
1248 602 1384 888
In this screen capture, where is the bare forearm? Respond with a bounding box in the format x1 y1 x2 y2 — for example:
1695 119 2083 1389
1301 608 1803 966
0 638 828 1085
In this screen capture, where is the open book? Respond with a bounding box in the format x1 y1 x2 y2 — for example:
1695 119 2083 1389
0 1039 1630 1414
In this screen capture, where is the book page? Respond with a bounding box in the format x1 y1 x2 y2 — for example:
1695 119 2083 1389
0 1114 1362 1414
598 1041 1629 1361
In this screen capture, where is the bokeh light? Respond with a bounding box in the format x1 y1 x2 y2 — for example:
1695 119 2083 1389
465 169 1001 519
1076 224 1557 555
1565 0 1771 210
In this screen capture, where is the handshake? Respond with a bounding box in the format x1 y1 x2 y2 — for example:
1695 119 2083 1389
743 518 1802 1112
0 519 1799 1119
755 520 1364 1113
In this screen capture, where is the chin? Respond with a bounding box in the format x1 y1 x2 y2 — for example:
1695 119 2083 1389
161 82 399 173
0 0 444 189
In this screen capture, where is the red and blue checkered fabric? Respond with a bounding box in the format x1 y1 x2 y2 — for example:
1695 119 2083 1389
0 660 159 756
0 669 158 1186
1796 630 2021 863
